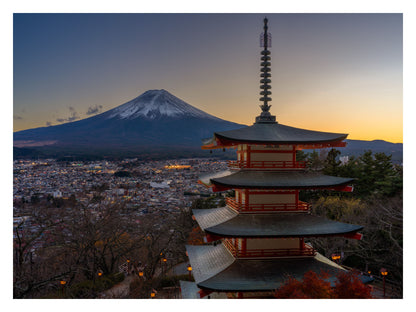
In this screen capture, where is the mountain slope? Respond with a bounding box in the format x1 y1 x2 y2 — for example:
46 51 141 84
14 90 244 151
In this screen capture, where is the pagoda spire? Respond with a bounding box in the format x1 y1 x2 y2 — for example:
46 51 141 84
256 17 277 124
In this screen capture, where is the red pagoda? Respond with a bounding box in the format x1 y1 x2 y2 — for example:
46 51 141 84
185 18 369 299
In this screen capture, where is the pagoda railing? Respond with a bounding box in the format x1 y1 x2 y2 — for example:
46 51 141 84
228 160 307 169
223 239 316 258
226 197 310 212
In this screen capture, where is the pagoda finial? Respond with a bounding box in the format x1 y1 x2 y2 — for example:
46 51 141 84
256 17 277 124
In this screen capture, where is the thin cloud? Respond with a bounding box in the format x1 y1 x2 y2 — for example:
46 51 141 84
14 115 23 120
67 106 80 121
56 107 81 123
46 121 52 126
86 104 103 116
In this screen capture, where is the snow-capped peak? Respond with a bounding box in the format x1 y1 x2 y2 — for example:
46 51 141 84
107 89 221 120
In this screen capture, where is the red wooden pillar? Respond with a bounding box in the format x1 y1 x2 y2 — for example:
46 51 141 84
237 145 242 164
241 238 247 256
293 145 296 162
246 145 251 168
295 189 299 210
299 237 305 250
245 189 250 210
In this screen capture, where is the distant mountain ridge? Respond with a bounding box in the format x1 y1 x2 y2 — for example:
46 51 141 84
13 89 403 162
343 139 402 163
344 139 402 151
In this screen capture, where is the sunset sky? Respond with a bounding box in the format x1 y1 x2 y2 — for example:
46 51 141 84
13 13 403 142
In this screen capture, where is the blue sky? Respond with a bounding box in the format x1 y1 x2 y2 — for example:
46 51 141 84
13 13 403 142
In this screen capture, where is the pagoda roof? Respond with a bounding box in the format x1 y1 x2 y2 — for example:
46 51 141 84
179 281 227 299
186 244 373 292
179 281 201 299
202 122 348 148
192 207 363 238
187 243 235 285
199 169 354 190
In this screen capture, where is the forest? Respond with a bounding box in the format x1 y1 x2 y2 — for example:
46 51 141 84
298 149 403 297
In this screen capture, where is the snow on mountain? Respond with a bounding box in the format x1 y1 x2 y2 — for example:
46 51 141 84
107 89 222 120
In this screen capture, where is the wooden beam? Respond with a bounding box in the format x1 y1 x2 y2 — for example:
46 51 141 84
344 232 363 240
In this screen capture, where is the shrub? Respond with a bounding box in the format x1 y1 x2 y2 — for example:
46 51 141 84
274 270 372 299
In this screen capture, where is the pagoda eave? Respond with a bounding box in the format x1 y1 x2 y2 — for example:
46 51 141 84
215 134 348 148
201 123 349 150
205 170 355 191
201 135 347 150
204 229 363 239
210 183 353 193
186 244 373 293
193 207 363 238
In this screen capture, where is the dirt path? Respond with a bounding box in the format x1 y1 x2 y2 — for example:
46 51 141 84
99 275 134 298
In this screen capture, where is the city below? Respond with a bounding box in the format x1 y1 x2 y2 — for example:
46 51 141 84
13 157 225 250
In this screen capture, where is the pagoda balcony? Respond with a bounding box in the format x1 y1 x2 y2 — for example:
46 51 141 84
223 239 316 258
228 160 307 169
226 197 310 213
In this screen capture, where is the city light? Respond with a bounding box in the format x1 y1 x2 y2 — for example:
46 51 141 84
187 264 192 281
380 268 388 297
164 165 191 170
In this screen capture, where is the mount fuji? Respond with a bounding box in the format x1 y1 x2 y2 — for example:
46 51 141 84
14 89 245 156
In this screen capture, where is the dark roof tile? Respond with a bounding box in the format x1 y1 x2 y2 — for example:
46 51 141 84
209 122 347 145
193 207 363 237
209 170 354 189
186 244 370 292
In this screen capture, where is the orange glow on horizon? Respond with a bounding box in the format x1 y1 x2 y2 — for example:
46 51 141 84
14 101 403 144
13 14 402 144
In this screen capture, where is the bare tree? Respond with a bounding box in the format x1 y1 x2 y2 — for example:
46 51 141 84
13 206 73 298
310 195 402 296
